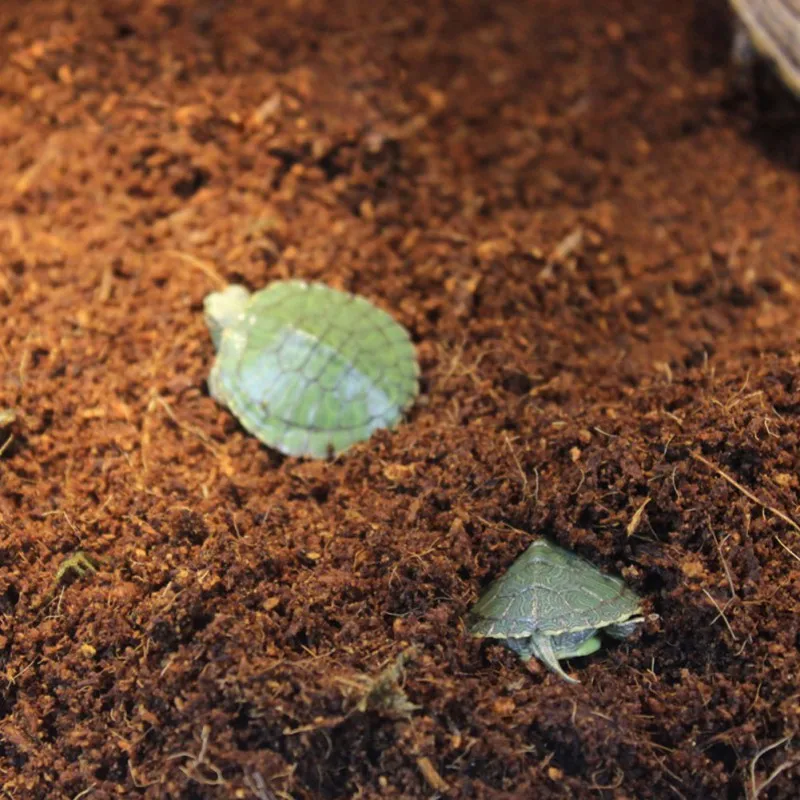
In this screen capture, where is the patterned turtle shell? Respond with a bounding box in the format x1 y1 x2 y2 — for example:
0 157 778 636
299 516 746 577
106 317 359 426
204 280 419 458
469 539 642 641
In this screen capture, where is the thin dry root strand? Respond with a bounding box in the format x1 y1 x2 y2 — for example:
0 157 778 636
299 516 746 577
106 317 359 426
691 452 800 536
707 517 737 598
0 434 13 458
748 734 798 799
701 587 738 643
416 756 450 794
165 725 226 787
166 250 227 289
775 537 800 563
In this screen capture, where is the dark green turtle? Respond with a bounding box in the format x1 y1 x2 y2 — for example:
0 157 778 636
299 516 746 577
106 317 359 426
468 539 644 683
204 280 419 459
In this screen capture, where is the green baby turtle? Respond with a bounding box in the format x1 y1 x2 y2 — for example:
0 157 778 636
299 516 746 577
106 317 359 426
469 539 644 684
204 280 419 458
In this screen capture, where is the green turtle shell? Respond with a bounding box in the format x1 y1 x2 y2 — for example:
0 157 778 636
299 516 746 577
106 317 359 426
205 280 419 458
730 0 800 95
468 539 641 641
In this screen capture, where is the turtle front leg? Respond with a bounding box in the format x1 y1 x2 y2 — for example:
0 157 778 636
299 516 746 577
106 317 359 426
506 634 580 684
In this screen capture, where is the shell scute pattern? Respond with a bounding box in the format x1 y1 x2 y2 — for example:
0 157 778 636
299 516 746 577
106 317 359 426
469 539 643 682
470 540 639 639
205 280 419 458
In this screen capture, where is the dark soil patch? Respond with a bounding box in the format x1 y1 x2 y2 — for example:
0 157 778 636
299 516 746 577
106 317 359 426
1 0 799 797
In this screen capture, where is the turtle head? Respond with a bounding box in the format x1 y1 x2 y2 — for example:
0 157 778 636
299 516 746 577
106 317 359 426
204 284 251 349
604 615 646 641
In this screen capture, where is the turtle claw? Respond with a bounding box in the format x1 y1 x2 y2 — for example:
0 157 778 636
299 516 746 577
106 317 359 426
528 633 580 684
507 634 580 684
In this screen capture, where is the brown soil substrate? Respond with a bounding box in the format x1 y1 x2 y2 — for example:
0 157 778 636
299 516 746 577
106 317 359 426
1 1 799 797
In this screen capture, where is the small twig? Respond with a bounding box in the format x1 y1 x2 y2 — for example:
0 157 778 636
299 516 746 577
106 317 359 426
701 588 738 642
243 770 285 800
0 434 13 458
748 734 798 799
588 766 625 791
626 498 651 538
540 226 583 280
157 397 224 459
691 452 800 536
763 417 780 439
503 434 528 495
416 756 449 794
166 725 225 786
5 657 37 687
707 517 737 598
670 467 681 501
775 537 800 563
593 426 617 439
166 250 226 289
282 717 346 736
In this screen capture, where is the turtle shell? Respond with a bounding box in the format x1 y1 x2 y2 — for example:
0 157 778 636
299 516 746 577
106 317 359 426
206 280 419 458
730 0 800 95
468 539 641 641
